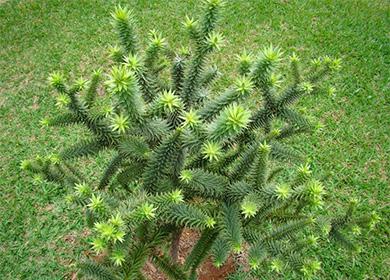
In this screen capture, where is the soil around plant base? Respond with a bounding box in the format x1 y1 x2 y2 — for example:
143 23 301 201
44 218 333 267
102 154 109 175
143 229 236 280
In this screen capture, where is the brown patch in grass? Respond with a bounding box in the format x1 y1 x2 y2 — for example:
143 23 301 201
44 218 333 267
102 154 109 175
143 229 236 280
63 233 77 245
31 95 40 110
36 203 54 215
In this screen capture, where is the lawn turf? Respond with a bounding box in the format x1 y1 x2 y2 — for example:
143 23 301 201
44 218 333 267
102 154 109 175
0 0 389 279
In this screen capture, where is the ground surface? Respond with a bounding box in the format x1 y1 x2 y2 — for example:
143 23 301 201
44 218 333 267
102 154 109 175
0 0 389 279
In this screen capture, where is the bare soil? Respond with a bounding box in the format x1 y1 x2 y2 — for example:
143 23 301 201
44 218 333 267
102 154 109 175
143 229 235 280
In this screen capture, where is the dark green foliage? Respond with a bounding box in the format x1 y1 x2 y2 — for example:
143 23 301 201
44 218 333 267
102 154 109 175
225 181 251 203
61 139 106 160
168 204 213 229
143 129 183 192
46 113 80 127
265 218 313 241
200 65 219 87
199 86 249 122
221 203 243 252
138 118 169 142
116 162 144 188
119 136 150 160
226 269 247 280
180 169 226 198
184 228 219 271
270 142 302 162
99 153 125 189
123 243 150 279
23 1 378 279
330 229 358 252
229 137 266 181
211 237 230 267
152 254 188 280
112 6 138 55
172 56 186 94
85 69 102 107
182 52 207 108
248 143 270 189
79 262 118 280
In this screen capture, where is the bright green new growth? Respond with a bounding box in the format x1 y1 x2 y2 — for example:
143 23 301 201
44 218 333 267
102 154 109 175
24 1 378 279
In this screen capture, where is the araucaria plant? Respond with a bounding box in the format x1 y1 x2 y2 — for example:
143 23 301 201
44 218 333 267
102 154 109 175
23 1 379 279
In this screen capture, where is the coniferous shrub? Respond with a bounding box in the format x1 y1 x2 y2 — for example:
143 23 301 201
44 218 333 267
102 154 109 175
22 1 379 279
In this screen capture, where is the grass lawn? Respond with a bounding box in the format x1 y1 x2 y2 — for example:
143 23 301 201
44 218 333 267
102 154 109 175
0 0 389 279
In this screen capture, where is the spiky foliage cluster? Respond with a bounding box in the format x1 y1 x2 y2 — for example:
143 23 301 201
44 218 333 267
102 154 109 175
23 1 378 279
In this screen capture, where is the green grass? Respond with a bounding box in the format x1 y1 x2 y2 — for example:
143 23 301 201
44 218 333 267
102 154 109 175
0 0 389 279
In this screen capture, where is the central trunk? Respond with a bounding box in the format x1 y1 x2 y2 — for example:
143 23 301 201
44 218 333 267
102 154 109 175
169 227 183 263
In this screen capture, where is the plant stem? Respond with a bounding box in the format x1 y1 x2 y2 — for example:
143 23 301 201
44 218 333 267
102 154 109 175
170 227 183 263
